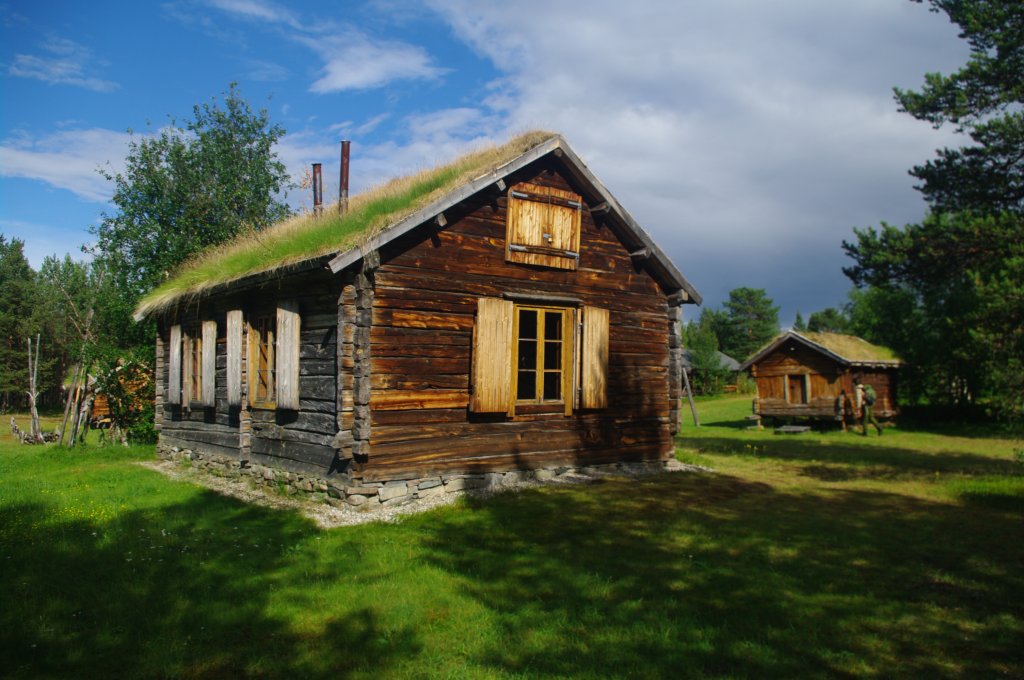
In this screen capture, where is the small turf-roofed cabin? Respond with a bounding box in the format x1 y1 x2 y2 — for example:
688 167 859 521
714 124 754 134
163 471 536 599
135 132 701 502
740 331 902 423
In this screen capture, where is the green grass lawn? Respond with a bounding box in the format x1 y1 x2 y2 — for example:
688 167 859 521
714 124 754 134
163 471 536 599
1 402 1022 679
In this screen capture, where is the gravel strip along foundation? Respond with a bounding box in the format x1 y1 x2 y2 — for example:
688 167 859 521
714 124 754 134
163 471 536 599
138 459 711 529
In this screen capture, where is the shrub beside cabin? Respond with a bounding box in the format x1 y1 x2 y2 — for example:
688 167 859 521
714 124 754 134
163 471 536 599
741 331 902 424
135 133 701 504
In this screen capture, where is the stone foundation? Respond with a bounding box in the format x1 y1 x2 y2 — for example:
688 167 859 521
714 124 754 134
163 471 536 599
156 444 681 512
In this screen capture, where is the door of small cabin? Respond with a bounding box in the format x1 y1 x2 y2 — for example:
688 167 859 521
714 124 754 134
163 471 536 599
787 374 807 404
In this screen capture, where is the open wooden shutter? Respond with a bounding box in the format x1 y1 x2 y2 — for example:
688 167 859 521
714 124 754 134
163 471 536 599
276 301 301 410
506 183 582 270
581 306 609 409
226 310 243 407
562 309 576 416
167 324 182 405
470 297 514 412
201 320 217 407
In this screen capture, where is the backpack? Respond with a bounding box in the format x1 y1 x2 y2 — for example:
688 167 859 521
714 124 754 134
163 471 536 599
863 385 877 406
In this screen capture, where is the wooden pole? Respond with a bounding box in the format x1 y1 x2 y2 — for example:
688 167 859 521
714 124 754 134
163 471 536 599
26 335 43 443
58 366 82 446
682 367 699 427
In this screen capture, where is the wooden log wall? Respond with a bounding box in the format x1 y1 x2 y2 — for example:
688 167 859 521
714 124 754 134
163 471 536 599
667 305 683 435
154 331 164 432
158 306 240 460
359 158 677 482
335 273 356 460
857 369 899 418
157 268 341 476
752 340 843 418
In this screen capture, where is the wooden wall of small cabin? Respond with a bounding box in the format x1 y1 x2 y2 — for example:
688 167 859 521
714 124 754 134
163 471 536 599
857 368 899 418
156 267 344 477
158 305 241 459
359 157 676 482
751 339 846 418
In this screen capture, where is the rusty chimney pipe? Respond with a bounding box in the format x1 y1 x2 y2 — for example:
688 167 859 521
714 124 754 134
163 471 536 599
312 162 323 216
339 140 350 214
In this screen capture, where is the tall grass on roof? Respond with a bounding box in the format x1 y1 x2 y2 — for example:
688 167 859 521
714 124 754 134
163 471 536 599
802 331 901 363
135 130 555 318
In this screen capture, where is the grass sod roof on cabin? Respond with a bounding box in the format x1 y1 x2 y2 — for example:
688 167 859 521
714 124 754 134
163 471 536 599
134 131 700 321
739 331 903 371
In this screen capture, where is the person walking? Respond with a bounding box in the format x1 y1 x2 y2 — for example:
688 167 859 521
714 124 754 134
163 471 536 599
854 377 882 436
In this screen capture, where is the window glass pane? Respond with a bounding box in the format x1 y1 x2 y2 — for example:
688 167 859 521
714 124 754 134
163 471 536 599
544 311 562 340
518 339 537 370
544 341 562 370
519 309 537 339
517 371 536 400
543 371 561 400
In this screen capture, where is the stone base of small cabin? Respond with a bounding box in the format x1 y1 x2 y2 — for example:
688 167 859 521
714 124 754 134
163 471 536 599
156 444 681 511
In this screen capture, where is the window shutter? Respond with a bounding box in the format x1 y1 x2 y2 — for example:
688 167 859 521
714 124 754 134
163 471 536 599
581 306 609 409
276 301 301 410
562 309 576 416
506 183 581 270
201 320 217 407
226 310 243 406
470 297 514 412
167 324 182 405
183 333 193 404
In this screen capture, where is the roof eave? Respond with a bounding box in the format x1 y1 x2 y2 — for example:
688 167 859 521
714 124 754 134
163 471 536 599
133 254 333 322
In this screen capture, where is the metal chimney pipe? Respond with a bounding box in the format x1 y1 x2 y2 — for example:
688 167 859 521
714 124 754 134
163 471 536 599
312 162 323 216
339 140 350 214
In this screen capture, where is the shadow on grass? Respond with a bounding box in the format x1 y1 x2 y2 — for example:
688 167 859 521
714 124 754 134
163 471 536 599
419 473 1023 678
685 435 1021 479
0 493 419 679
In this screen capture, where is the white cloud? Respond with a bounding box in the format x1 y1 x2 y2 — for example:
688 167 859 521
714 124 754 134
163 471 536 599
328 113 391 137
302 33 446 93
0 128 133 202
7 35 118 92
425 0 970 317
206 0 302 29
246 58 289 82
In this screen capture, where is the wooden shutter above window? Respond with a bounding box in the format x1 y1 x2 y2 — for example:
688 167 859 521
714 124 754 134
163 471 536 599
201 320 217 407
506 182 582 270
226 310 243 407
276 301 301 410
581 306 609 409
470 297 514 412
168 324 182 405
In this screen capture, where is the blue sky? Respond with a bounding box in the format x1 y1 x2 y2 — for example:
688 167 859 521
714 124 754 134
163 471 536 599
1 0 968 325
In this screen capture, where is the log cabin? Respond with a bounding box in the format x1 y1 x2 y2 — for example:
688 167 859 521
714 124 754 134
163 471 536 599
134 132 702 506
740 331 902 425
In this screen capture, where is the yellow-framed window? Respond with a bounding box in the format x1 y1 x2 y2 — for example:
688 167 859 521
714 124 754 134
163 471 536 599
511 305 573 405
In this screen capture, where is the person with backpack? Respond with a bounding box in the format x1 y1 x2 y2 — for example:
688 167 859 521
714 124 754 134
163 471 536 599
854 376 882 436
